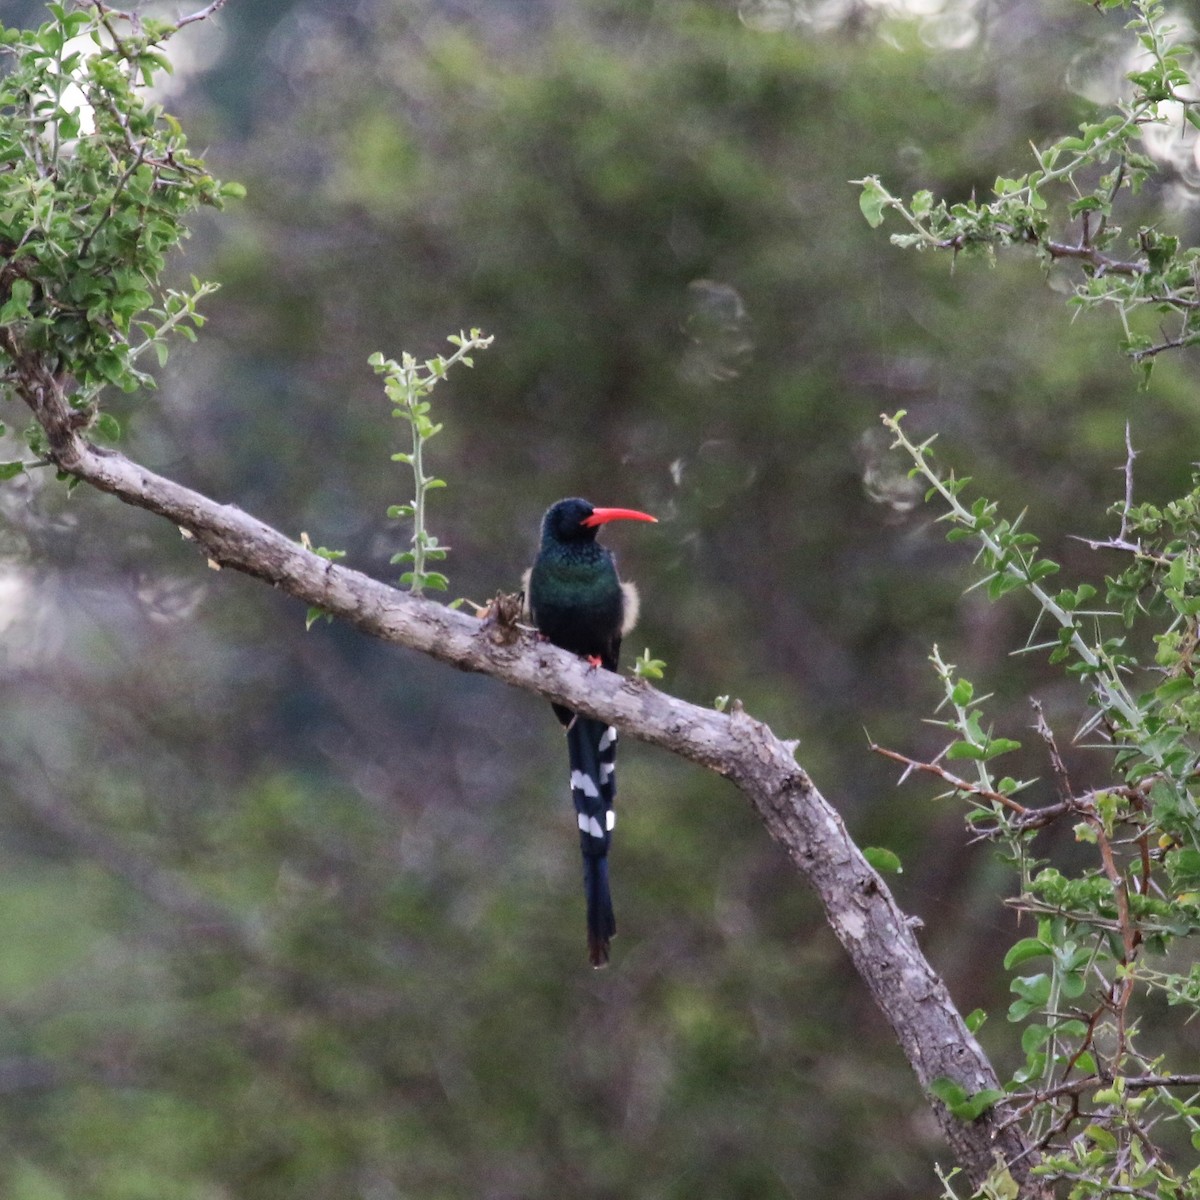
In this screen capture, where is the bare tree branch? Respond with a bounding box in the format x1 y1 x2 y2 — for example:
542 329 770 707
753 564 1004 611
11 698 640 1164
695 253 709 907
175 0 231 29
19 375 1043 1192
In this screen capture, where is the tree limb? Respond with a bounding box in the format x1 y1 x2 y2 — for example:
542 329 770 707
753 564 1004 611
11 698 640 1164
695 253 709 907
23 375 1042 1193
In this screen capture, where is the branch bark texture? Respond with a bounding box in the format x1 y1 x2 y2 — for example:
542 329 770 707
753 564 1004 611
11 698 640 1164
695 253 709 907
34 383 1039 1193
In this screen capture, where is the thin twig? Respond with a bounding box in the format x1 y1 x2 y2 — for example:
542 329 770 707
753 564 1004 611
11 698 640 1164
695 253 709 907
1031 699 1073 804
1043 239 1146 277
869 742 1029 813
175 0 231 29
1005 1072 1200 1110
1120 423 1136 543
1130 331 1195 362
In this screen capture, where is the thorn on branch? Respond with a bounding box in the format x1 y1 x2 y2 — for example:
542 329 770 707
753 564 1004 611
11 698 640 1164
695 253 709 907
1031 699 1073 804
1120 422 1137 543
1070 425 1144 554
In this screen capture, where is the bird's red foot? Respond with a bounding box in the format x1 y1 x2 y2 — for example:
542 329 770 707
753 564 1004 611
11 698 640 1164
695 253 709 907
586 655 603 671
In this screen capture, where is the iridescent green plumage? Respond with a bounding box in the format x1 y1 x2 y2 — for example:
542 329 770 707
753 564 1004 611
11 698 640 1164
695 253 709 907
527 497 655 967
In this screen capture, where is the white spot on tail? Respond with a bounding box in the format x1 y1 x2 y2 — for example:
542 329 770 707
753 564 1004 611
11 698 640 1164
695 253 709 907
606 810 616 831
571 770 600 798
577 813 605 839
598 726 617 752
600 762 615 782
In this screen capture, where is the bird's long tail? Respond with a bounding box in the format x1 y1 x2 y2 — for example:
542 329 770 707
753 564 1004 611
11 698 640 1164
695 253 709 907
567 715 618 967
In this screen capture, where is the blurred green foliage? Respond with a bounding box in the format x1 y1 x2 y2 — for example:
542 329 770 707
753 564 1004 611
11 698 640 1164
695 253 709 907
3 0 1200 1197
0 5 229 418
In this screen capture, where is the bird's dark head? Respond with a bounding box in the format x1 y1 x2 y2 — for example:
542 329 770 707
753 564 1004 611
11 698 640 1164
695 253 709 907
541 498 657 544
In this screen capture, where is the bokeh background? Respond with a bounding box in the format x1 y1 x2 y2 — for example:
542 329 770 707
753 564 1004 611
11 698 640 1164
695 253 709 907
2 0 1200 1196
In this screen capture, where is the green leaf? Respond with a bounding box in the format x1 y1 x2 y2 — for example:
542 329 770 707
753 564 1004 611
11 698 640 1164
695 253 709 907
1060 971 1087 999
1167 552 1188 590
929 1077 967 1107
987 572 1027 601
1008 972 1052 1021
982 736 1020 759
0 278 35 324
1084 1124 1118 1152
964 1008 987 1034
1004 938 1049 970
928 1078 1002 1121
305 606 331 630
863 846 903 874
0 461 25 481
857 176 892 229
92 412 120 442
955 1089 1004 1121
1166 847 1200 891
1020 1023 1050 1055
946 741 985 761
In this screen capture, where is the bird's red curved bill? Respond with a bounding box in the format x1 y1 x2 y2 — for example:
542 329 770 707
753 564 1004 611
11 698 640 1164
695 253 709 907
581 507 658 527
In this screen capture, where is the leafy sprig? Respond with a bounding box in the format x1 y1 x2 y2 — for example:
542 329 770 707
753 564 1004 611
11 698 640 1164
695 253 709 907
883 412 1145 741
632 648 666 681
857 0 1200 384
0 3 237 456
368 330 492 596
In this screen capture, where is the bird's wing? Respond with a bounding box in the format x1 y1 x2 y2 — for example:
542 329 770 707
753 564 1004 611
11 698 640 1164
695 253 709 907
520 567 533 620
619 580 640 637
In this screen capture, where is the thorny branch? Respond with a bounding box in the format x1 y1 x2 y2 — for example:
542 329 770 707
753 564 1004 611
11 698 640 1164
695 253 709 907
868 740 1029 814
1041 238 1146 278
1007 1073 1200 1110
1031 698 1073 804
1072 423 1145 556
87 0 232 31
878 688 1165 1168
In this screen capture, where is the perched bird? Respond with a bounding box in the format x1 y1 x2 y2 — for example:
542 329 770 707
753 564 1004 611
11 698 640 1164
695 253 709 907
526 497 657 967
